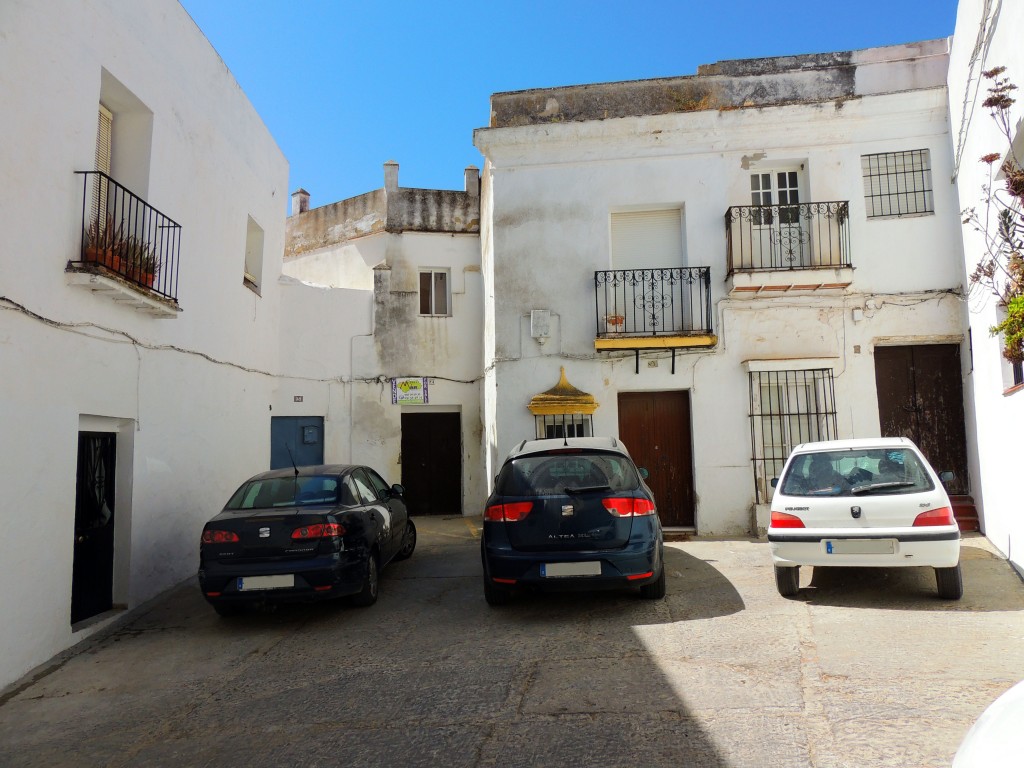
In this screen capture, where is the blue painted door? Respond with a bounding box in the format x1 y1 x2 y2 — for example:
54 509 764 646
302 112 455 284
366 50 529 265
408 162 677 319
270 416 324 469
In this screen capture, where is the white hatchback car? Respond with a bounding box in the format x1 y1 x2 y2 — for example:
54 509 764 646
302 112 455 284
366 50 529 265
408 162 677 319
767 437 962 599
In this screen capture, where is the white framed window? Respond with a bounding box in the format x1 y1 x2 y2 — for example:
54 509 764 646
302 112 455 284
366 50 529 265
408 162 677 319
535 414 593 439
419 269 450 316
862 149 934 218
748 367 838 503
994 304 1024 392
610 209 683 270
244 216 264 295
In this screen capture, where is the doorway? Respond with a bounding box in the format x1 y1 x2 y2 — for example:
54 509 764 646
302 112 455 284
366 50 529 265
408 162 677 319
617 391 695 527
71 432 116 624
400 412 462 516
874 344 969 495
270 416 324 470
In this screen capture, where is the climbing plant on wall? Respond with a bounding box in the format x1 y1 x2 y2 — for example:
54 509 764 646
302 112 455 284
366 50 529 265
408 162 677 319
962 67 1024 365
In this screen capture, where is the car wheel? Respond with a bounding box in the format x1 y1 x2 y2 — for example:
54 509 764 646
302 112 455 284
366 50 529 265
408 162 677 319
213 602 244 617
483 575 512 606
351 551 379 607
774 565 800 597
639 567 666 600
394 520 417 561
936 563 963 600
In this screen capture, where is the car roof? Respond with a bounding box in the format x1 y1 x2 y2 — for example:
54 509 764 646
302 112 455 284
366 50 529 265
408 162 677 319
243 464 359 482
504 437 631 460
790 437 918 454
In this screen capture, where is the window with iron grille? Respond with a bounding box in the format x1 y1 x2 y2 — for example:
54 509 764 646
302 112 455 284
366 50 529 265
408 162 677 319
749 368 838 503
861 149 934 218
535 414 593 439
419 269 450 316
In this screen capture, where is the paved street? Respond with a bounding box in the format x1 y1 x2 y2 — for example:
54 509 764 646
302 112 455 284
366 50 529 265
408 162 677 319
2 517 1023 767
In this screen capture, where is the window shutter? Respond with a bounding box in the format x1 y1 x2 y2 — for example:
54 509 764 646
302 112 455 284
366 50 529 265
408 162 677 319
91 104 113 224
610 209 682 268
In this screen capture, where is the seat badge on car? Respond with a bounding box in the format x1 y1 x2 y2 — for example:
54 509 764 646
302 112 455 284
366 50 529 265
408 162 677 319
850 506 862 519
259 527 271 538
561 504 574 516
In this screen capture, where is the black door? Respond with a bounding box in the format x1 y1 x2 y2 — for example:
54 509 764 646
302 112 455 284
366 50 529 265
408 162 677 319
71 432 116 624
874 344 969 495
400 412 462 516
270 416 324 469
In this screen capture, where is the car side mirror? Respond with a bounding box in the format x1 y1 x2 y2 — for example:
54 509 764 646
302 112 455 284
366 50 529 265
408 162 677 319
391 484 405 498
638 467 649 480
938 471 955 485
771 477 779 488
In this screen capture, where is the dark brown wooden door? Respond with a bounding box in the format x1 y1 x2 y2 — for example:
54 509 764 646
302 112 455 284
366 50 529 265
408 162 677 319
400 412 462 516
618 391 695 527
874 344 969 495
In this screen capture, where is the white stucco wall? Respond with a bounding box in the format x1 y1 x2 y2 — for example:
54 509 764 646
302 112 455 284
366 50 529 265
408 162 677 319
477 55 967 535
0 0 288 689
282 229 487 516
949 0 1024 574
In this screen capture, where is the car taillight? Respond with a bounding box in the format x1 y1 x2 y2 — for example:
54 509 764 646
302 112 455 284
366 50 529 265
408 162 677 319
770 511 805 529
912 507 955 527
202 530 240 544
291 523 344 539
602 498 656 517
484 502 533 522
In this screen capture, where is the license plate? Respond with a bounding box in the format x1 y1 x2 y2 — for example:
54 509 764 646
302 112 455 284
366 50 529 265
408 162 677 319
541 561 601 578
237 574 294 591
825 539 896 555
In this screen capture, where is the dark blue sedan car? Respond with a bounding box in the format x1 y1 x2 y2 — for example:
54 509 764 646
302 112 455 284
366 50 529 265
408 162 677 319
481 437 665 605
198 465 416 615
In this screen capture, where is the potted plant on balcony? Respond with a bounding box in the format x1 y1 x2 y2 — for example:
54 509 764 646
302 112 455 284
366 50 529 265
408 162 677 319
605 313 625 334
83 215 123 270
120 235 159 288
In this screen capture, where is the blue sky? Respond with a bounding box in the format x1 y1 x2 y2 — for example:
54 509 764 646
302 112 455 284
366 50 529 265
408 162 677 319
178 0 961 210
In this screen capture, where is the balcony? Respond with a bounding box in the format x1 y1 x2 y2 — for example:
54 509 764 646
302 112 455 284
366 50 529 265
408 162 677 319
67 171 181 314
725 201 852 293
593 267 715 356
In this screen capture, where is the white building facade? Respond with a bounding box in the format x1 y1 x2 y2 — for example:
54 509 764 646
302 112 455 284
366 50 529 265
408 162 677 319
949 0 1024 574
0 0 288 687
282 163 487 520
475 41 973 536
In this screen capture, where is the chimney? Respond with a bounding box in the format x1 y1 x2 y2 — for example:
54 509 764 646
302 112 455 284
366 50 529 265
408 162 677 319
384 160 399 193
465 165 480 197
291 188 310 216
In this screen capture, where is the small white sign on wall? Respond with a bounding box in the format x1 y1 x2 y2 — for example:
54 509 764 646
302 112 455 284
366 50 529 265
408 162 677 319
392 377 429 405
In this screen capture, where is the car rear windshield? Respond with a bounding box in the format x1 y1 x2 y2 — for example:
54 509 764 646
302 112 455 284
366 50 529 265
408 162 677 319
778 447 936 497
225 475 342 509
496 451 641 497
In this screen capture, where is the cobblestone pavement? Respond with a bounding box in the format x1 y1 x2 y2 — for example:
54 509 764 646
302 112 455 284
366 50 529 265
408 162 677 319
1 517 1022 767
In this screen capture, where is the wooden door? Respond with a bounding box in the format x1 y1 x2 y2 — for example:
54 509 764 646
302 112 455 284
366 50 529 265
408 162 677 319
400 412 462 516
874 344 969 495
618 391 695 527
270 416 324 470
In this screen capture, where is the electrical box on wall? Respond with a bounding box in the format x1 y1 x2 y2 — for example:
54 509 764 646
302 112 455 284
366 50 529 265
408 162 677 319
531 310 550 344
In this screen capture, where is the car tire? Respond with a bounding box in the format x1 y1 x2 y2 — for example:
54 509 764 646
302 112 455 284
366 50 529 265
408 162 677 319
936 563 963 600
351 551 379 607
774 565 800 597
393 520 417 561
639 567 666 599
483 575 512 606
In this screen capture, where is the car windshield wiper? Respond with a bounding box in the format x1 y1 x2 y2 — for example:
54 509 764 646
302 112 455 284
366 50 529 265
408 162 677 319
565 485 611 495
851 481 916 495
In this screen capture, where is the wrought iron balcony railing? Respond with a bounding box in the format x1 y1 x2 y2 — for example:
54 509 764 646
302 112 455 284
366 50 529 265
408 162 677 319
73 171 181 302
594 267 712 338
725 201 850 275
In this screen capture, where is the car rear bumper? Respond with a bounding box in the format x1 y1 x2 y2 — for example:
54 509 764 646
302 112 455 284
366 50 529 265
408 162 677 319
483 537 663 590
768 528 960 568
198 551 366 603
